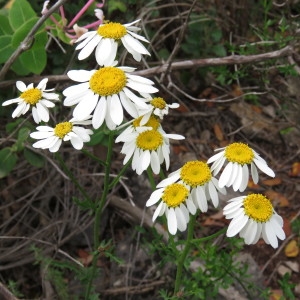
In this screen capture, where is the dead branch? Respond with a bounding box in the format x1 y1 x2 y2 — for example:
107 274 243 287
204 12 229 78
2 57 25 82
0 46 294 89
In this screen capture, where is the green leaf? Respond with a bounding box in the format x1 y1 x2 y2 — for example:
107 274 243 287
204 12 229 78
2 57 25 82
5 119 25 134
31 30 48 50
86 128 109 146
11 17 39 48
0 147 18 178
14 127 30 151
0 35 14 64
19 47 47 74
11 56 30 75
0 14 13 35
24 148 44 167
9 0 36 30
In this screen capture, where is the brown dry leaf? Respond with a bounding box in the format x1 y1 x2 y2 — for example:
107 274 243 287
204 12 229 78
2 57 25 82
172 144 188 155
265 190 289 207
284 240 299 258
251 105 262 114
77 249 93 267
247 179 261 190
262 178 282 186
213 123 224 141
230 84 244 97
290 162 300 177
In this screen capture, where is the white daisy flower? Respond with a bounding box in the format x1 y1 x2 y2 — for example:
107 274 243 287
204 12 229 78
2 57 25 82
223 193 285 248
2 78 59 124
157 161 226 212
116 125 185 175
207 142 275 192
75 19 150 64
146 182 196 235
138 96 179 125
63 65 158 130
115 114 160 143
30 115 93 152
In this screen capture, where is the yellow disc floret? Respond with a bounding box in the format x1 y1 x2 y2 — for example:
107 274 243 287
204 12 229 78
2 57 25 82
133 115 160 130
136 130 163 150
225 142 254 165
243 194 273 222
97 22 127 39
89 67 127 96
150 97 166 109
162 183 189 208
20 88 42 105
54 122 73 139
180 161 212 188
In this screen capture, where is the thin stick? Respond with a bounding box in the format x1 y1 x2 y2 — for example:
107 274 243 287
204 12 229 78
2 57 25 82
0 0 69 80
0 46 294 88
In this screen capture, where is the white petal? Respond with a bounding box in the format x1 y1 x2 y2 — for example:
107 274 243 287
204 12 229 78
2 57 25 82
150 151 160 174
37 78 48 90
12 102 26 118
175 207 187 232
30 131 54 139
70 136 84 150
146 188 164 207
119 91 138 118
251 163 259 184
195 186 207 212
186 197 197 215
218 162 233 188
49 139 62 152
92 96 107 129
36 103 49 122
122 34 150 55
67 70 93 83
232 164 243 191
78 35 101 60
73 94 98 119
16 81 27 92
207 150 224 164
152 201 164 222
263 222 278 248
157 172 180 188
123 87 149 109
167 208 177 235
76 31 97 48
208 181 219 207
227 214 249 237
254 158 275 178
239 164 249 192
110 94 123 125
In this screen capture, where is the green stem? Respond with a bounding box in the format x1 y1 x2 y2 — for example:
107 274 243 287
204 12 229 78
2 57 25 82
85 132 115 299
55 153 91 202
108 159 131 189
173 214 196 295
146 167 156 190
191 227 226 244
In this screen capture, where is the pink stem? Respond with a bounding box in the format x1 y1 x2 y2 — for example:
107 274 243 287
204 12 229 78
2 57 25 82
68 0 96 28
59 5 65 20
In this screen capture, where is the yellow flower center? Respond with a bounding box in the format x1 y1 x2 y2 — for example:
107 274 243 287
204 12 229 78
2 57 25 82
54 122 73 139
20 88 42 105
162 183 189 208
243 194 273 222
180 161 212 188
150 97 166 109
225 142 254 165
97 22 127 39
136 130 163 151
133 115 160 130
89 67 127 96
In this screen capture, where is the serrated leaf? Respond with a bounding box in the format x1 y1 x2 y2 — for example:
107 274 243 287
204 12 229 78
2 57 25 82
24 148 44 167
19 48 47 74
0 14 13 35
0 35 14 64
11 17 39 48
9 0 36 30
0 147 18 178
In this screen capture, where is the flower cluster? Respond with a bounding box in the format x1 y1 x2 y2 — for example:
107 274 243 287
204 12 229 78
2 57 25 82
147 143 285 248
2 5 285 250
